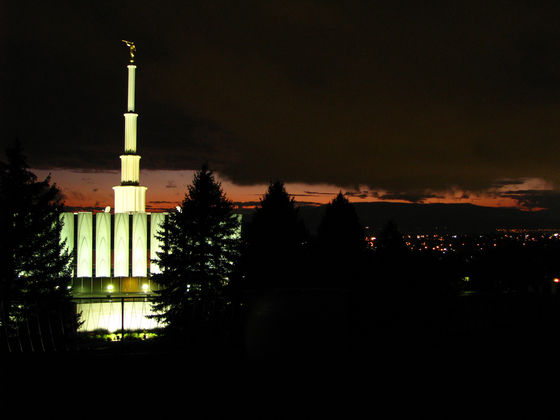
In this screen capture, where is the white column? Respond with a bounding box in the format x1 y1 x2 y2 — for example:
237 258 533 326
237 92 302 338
127 64 136 112
150 212 167 274
124 113 138 153
95 213 111 277
114 213 129 277
77 212 92 278
132 213 147 277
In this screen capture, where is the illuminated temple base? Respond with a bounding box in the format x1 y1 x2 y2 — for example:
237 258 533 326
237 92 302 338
77 299 163 332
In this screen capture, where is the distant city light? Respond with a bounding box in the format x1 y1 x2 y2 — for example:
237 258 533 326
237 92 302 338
554 278 560 283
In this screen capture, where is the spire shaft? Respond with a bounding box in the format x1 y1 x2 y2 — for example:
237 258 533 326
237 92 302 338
114 47 147 213
127 64 136 112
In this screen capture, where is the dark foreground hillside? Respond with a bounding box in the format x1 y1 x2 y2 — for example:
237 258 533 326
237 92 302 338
12 288 558 363
6 289 555 418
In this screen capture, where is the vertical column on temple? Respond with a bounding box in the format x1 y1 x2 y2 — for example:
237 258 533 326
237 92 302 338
95 212 111 277
76 212 92 278
60 212 75 276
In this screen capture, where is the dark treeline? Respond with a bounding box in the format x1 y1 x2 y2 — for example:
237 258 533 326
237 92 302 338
234 181 560 297
153 172 560 359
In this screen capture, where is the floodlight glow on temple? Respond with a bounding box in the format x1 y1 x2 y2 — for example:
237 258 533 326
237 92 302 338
60 42 167 332
59 41 241 332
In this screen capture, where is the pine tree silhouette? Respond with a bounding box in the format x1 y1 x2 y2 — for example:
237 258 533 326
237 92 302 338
371 220 412 295
149 165 240 335
375 220 408 256
315 192 366 288
241 181 307 290
0 141 79 341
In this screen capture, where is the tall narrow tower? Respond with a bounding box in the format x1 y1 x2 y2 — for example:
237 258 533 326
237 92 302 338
113 40 147 213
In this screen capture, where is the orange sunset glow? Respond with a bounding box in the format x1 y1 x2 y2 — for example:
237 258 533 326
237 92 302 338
33 169 553 212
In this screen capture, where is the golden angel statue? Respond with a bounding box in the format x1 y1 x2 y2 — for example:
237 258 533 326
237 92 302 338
122 40 136 63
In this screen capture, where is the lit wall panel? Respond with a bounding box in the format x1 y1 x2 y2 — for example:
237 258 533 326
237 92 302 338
114 213 129 277
77 300 162 332
60 212 75 256
150 212 167 274
132 213 147 277
77 212 93 278
95 213 111 277
60 212 75 276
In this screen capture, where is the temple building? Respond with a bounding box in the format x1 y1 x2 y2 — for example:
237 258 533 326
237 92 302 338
61 42 241 333
59 42 168 332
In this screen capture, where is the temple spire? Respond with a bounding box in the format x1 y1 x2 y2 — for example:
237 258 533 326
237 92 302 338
113 41 147 213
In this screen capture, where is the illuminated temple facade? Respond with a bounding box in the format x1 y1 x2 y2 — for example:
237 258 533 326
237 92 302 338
60 45 240 332
60 48 167 331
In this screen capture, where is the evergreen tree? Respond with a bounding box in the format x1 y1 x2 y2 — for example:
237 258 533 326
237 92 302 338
0 141 78 334
150 165 240 335
317 192 366 254
315 192 366 287
375 219 408 256
241 181 307 290
373 219 412 294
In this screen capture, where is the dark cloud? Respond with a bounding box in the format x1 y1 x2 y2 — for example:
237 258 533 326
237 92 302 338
165 180 177 189
231 201 261 208
491 179 528 189
499 189 560 211
4 1 560 195
378 192 445 203
150 200 179 204
303 191 338 196
290 193 330 198
344 191 374 199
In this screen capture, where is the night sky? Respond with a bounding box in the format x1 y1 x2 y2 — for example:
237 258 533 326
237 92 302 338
4 1 560 211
